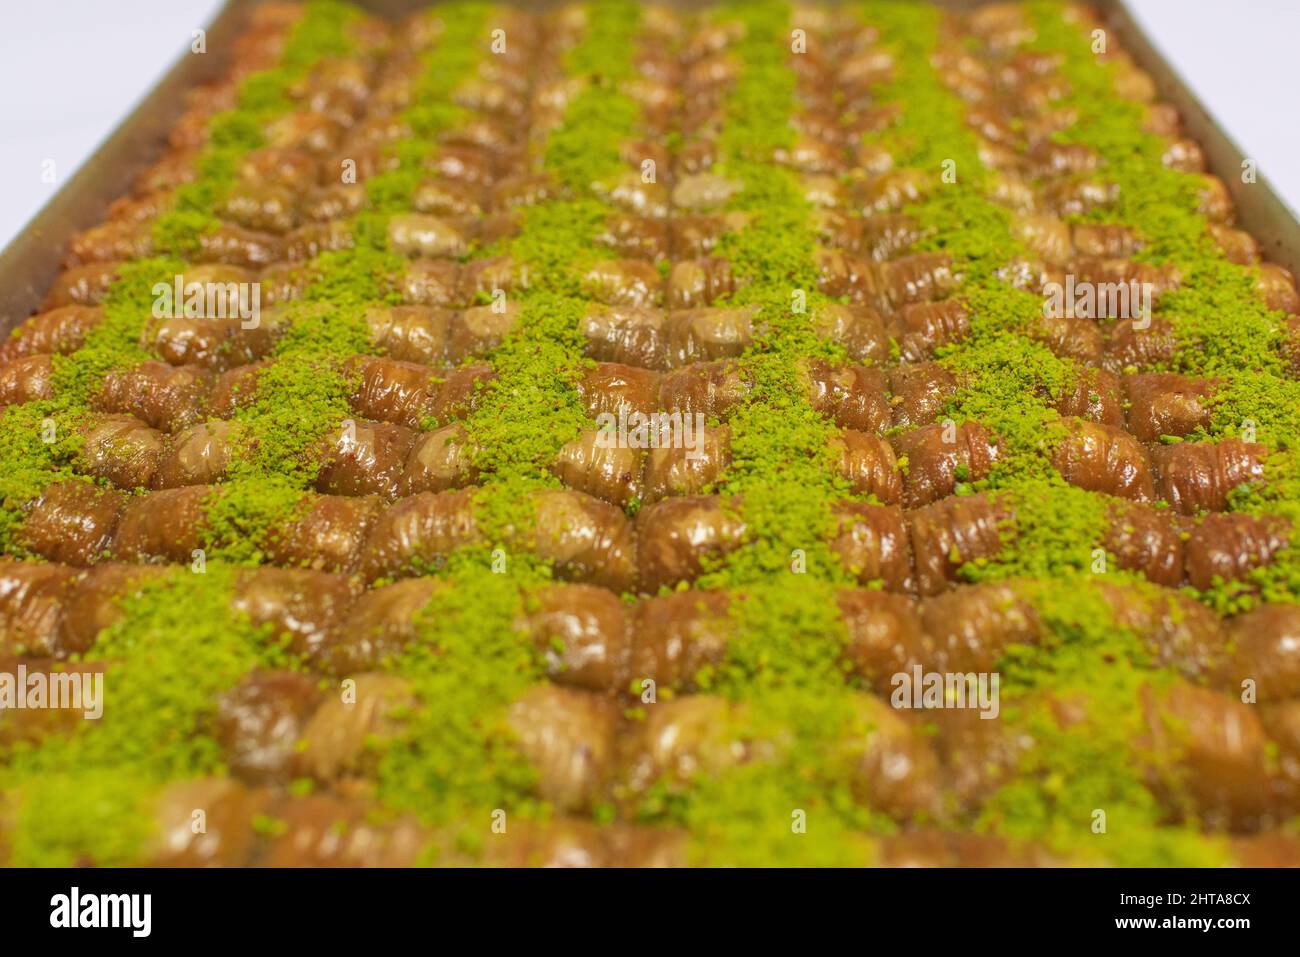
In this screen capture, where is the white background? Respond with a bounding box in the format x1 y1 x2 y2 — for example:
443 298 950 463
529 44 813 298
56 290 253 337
1 0 1297 250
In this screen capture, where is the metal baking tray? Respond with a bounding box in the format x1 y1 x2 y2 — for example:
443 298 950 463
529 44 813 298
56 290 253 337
2 0 1298 331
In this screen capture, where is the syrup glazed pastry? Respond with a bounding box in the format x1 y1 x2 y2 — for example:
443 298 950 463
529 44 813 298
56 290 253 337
2 0 1300 868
